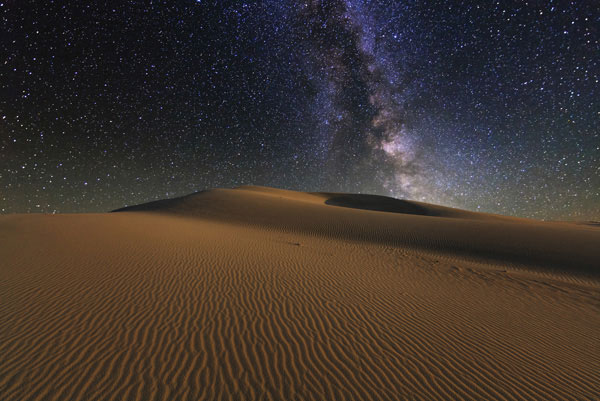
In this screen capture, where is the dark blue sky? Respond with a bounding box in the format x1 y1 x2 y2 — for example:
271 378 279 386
1 1 598 220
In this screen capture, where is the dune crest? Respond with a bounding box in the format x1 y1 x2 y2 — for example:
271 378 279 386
115 186 600 277
2 186 599 400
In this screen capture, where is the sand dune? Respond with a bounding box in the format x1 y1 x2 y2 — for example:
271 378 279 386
115 186 599 276
1 186 599 400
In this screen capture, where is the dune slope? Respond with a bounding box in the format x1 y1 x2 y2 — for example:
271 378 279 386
116 186 600 276
1 186 599 400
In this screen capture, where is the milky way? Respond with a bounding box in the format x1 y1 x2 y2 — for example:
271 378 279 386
299 1 422 198
1 1 598 220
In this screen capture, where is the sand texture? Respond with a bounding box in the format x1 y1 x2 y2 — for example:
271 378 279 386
1 186 599 400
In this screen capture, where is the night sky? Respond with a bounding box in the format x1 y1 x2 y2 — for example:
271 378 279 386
1 1 598 220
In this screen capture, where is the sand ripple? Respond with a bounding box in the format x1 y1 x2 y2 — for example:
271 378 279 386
1 188 599 400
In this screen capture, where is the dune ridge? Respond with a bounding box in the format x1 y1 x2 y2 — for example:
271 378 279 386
115 186 600 277
1 186 599 400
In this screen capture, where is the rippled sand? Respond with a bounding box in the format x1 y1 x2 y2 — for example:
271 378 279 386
1 186 599 400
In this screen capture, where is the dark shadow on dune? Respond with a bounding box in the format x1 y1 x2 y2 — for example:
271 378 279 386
324 194 432 216
112 191 206 213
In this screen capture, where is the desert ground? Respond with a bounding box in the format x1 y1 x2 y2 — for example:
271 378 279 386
1 186 599 400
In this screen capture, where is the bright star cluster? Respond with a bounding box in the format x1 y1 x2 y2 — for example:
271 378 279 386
1 1 598 220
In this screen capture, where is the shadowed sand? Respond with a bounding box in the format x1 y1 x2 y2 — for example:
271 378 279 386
1 186 599 400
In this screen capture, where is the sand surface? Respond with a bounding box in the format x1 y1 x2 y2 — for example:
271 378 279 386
1 186 599 400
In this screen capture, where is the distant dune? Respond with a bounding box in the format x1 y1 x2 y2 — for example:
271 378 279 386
115 185 599 276
1 186 599 400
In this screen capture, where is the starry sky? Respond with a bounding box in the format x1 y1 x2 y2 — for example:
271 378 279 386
1 1 598 220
